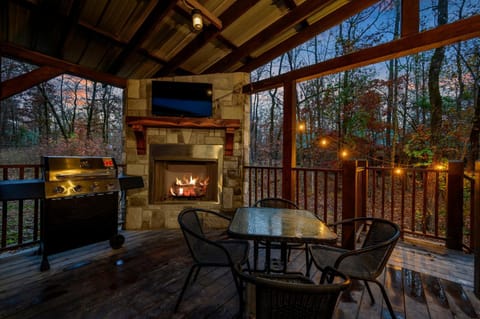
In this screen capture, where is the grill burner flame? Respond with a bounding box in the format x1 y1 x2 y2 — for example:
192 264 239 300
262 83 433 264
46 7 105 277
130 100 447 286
169 175 209 198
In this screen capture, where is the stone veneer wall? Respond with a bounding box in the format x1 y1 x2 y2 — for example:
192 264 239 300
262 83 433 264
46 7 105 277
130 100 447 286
124 73 250 230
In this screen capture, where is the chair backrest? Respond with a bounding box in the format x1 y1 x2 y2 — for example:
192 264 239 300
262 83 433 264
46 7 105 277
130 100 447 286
236 266 350 319
178 208 231 265
254 197 298 209
354 218 401 278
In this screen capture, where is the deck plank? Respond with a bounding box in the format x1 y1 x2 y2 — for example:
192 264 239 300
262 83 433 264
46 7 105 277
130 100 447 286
403 269 430 319
0 229 478 319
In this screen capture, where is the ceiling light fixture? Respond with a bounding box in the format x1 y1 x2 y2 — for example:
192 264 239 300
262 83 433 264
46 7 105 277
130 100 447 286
191 8 203 31
182 0 223 31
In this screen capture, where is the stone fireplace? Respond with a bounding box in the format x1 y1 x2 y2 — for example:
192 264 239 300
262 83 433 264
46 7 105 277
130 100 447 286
123 73 250 230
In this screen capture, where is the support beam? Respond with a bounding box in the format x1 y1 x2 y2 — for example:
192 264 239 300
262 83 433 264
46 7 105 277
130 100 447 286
282 80 296 202
244 14 480 94
0 42 127 88
0 66 63 100
402 0 419 37
446 161 464 250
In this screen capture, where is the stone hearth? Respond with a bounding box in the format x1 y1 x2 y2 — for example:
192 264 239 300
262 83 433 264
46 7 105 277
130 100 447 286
123 73 250 230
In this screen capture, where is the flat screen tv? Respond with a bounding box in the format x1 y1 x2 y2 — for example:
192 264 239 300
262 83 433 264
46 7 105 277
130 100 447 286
151 81 213 117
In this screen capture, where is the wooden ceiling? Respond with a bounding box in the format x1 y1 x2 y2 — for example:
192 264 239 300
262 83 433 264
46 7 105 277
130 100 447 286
1 0 479 97
1 0 380 88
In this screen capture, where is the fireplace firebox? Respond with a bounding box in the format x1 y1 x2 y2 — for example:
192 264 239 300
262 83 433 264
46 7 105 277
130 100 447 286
149 144 223 204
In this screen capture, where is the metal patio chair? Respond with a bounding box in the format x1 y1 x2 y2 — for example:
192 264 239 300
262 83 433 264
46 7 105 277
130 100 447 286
234 264 350 319
174 208 250 313
308 217 401 319
253 197 306 272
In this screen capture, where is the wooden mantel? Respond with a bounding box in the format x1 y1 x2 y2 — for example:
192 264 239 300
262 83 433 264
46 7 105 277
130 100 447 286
125 116 241 155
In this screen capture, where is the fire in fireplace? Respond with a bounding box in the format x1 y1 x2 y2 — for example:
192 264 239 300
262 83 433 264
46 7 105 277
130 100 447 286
149 144 223 204
169 175 209 198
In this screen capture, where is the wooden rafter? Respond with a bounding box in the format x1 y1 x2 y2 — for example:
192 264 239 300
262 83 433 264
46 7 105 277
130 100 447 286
0 66 63 100
206 0 345 73
0 42 127 89
237 0 380 73
155 0 258 76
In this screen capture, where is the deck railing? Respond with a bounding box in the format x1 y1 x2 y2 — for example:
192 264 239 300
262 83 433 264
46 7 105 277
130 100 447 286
0 162 474 252
244 161 474 252
0 165 42 251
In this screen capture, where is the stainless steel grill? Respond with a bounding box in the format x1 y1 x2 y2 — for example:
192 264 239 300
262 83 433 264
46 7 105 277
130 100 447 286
0 156 144 271
40 156 124 271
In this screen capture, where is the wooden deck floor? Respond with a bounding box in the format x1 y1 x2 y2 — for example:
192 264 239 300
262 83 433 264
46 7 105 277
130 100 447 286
0 229 478 319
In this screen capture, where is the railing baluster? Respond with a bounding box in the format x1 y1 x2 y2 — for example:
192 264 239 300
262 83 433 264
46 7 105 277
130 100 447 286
423 172 428 235
411 170 416 232
434 170 440 238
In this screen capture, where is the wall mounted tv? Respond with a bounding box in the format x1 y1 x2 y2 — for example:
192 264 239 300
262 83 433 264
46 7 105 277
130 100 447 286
151 81 213 117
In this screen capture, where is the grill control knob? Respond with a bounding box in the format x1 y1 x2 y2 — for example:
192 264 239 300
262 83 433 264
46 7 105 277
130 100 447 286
91 182 99 192
54 186 65 194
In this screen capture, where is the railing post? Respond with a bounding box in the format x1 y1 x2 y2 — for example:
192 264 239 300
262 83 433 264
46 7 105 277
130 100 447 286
447 160 464 250
342 160 357 249
357 159 367 218
474 161 480 297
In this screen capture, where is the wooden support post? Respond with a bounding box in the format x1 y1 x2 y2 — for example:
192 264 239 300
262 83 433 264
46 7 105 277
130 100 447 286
474 161 480 297
357 159 367 218
446 161 464 250
342 160 357 249
282 81 296 201
401 0 419 37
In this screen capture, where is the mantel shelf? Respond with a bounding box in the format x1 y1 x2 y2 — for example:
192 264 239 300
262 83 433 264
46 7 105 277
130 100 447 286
125 116 241 155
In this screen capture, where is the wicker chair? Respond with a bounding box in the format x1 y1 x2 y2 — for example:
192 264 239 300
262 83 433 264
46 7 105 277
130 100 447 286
308 217 401 319
174 208 250 313
253 197 305 272
234 264 350 319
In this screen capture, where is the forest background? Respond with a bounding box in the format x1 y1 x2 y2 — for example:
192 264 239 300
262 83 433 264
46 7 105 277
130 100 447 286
1 0 479 172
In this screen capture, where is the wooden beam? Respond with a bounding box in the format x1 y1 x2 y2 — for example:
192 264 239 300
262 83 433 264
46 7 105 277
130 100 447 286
156 0 258 76
402 0 419 37
244 14 480 94
107 0 178 75
0 42 127 88
184 0 223 30
125 116 241 155
282 80 296 202
236 0 380 74
206 0 339 73
0 66 63 100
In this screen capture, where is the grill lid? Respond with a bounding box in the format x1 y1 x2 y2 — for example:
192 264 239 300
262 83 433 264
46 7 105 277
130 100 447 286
43 156 120 199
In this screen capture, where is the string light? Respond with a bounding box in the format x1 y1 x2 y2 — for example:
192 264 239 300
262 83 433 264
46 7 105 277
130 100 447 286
319 138 328 147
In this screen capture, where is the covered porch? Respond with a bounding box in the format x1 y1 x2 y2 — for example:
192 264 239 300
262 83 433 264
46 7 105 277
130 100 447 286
0 229 476 318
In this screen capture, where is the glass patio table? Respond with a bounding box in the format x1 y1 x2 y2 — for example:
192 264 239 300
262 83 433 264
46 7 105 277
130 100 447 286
228 207 337 275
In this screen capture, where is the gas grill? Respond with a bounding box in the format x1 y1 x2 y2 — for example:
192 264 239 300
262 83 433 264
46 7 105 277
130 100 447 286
40 156 127 271
0 156 144 271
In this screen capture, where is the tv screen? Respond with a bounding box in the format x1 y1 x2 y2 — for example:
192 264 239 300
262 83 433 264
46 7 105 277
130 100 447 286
151 81 213 117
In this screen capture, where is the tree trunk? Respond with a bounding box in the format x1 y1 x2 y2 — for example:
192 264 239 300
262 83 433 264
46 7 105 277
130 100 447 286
428 0 448 161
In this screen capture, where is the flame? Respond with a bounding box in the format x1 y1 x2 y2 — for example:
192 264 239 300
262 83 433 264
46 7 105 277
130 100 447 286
169 175 209 198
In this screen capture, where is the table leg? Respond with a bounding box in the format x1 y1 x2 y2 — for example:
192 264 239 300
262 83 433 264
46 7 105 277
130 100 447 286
265 241 271 273
253 240 259 272
281 242 287 273
305 243 310 277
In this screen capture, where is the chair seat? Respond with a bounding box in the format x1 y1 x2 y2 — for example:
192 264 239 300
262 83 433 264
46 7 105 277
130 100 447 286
310 245 379 279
